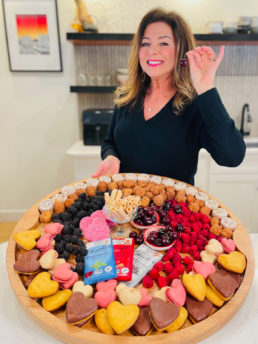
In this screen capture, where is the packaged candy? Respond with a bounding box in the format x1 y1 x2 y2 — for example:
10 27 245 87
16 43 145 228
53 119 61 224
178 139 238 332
125 244 163 288
113 238 134 281
84 238 117 285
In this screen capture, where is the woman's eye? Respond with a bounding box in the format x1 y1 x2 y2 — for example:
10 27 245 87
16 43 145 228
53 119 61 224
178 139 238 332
160 42 169 46
141 42 150 47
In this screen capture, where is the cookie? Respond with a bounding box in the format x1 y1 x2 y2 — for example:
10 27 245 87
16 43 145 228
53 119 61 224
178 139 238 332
107 301 139 334
13 249 41 274
182 273 206 301
131 307 153 336
42 289 72 311
149 297 180 331
221 238 235 253
39 249 58 270
138 288 152 307
192 261 216 280
96 279 117 292
52 262 78 289
95 309 114 335
28 272 59 298
166 307 188 332
185 296 213 323
153 287 169 302
205 239 223 256
207 270 239 300
200 250 217 264
66 292 98 325
95 289 117 308
118 286 141 306
72 281 93 298
14 230 41 250
205 284 224 307
217 251 246 274
166 279 186 307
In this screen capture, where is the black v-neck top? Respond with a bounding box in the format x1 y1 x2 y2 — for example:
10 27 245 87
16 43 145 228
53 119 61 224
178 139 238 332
101 88 246 185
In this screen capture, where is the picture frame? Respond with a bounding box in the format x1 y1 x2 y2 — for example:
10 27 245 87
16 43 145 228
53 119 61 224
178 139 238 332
2 0 63 72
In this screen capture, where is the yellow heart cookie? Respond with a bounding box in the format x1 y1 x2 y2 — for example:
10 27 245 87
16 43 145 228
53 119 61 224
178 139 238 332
200 250 217 264
73 281 93 298
118 287 141 306
28 272 59 298
42 289 72 311
218 251 246 274
166 307 188 333
107 301 139 334
14 230 41 250
182 273 206 301
95 309 115 335
153 287 170 302
205 284 224 307
39 249 58 270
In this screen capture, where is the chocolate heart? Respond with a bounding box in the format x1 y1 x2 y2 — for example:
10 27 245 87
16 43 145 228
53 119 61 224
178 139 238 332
208 270 238 299
215 264 243 288
13 249 41 274
132 307 153 336
149 297 180 330
185 296 213 323
66 292 98 324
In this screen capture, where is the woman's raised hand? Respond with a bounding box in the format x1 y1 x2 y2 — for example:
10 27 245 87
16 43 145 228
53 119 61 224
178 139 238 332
186 45 224 95
92 155 120 177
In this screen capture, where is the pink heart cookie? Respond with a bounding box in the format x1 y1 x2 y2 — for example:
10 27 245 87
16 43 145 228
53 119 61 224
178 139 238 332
52 263 78 289
44 223 63 236
36 233 54 253
192 261 216 280
221 238 235 253
138 288 152 307
166 279 186 307
96 279 117 292
95 289 117 308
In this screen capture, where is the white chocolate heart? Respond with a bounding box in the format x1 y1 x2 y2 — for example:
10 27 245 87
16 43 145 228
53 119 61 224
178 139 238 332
200 250 217 264
39 249 58 269
118 287 141 305
205 239 223 255
153 287 170 302
72 281 93 298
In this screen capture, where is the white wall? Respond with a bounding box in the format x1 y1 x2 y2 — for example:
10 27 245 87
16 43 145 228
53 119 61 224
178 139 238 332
1 0 258 221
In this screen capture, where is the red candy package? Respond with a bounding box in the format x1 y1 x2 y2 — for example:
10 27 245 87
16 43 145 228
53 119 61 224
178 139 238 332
113 238 134 281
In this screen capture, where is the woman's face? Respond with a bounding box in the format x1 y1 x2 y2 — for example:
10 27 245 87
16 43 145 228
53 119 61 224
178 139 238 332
139 21 176 82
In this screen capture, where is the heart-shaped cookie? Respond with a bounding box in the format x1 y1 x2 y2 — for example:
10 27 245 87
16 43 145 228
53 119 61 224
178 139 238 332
36 233 54 253
149 297 180 330
193 261 216 280
166 306 188 333
205 284 224 307
73 281 93 298
208 270 238 300
14 249 41 274
118 287 141 306
166 279 186 307
42 289 72 311
48 258 66 274
39 249 58 270
153 287 169 302
185 296 213 323
44 223 63 236
28 272 59 298
116 283 126 294
131 307 153 336
95 309 114 335
205 239 223 255
107 301 139 334
66 292 98 324
53 262 79 289
138 288 152 307
200 250 217 264
14 230 41 250
96 279 117 292
217 251 246 274
221 238 235 253
95 289 117 308
182 273 206 301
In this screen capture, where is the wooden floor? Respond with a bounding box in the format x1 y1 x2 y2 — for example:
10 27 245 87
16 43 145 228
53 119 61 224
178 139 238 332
0 222 16 243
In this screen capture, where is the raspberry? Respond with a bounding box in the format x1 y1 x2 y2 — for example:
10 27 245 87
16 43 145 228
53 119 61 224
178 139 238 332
189 215 195 223
189 245 198 256
217 236 222 242
182 207 191 218
167 247 177 256
196 221 203 230
174 240 182 252
193 250 201 261
181 233 190 244
193 212 201 221
148 268 160 280
196 239 207 248
189 231 197 245
199 229 209 238
171 252 182 265
175 261 185 275
179 202 187 208
168 210 176 220
208 233 217 240
163 262 173 274
183 226 191 234
170 220 178 228
168 269 179 281
153 261 163 272
201 214 210 224
183 256 194 265
157 276 169 289
192 223 201 233
186 263 193 273
182 243 190 253
162 250 174 262
175 214 184 223
203 224 211 231
142 275 153 288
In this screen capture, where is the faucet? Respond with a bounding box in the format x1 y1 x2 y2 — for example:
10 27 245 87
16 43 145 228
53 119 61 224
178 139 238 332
240 103 252 136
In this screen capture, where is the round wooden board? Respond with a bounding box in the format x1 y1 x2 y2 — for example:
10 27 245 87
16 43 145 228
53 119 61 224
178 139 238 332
6 177 255 344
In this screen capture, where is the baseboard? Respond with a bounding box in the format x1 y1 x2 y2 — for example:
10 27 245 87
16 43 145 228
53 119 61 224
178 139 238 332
0 210 27 222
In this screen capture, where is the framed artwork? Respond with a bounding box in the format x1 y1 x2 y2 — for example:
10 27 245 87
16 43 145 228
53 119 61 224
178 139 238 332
2 0 63 72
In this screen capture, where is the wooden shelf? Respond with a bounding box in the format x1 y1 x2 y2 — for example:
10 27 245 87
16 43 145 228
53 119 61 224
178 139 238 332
67 32 258 45
70 86 117 93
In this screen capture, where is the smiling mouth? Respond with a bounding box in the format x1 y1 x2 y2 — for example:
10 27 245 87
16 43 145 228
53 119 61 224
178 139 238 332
147 60 163 66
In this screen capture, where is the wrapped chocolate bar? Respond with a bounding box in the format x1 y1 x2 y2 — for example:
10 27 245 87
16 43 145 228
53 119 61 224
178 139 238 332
113 238 134 281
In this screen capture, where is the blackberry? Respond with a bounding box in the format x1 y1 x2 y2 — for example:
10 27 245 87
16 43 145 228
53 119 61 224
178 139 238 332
79 247 87 256
73 228 82 236
52 219 64 224
55 243 65 254
63 234 71 242
76 210 88 219
78 192 86 200
67 206 77 215
62 225 70 235
59 240 66 248
96 191 104 197
54 234 62 242
73 217 80 227
60 212 72 221
82 202 90 211
65 243 74 253
74 201 82 209
63 251 70 261
71 235 79 244
52 214 60 221
70 266 76 272
78 240 85 247
73 246 81 255
75 254 85 263
75 262 84 275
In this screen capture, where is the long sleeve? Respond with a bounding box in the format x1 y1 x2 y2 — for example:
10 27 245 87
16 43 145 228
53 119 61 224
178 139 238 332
101 106 120 160
197 88 246 167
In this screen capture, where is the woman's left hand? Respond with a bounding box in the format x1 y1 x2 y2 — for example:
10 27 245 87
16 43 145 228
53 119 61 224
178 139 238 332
186 45 224 95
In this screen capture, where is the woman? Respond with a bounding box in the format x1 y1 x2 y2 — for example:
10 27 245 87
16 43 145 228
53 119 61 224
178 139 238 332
93 8 245 185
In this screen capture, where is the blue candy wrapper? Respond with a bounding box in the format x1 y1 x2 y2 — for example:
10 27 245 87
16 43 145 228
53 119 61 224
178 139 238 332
84 238 117 285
